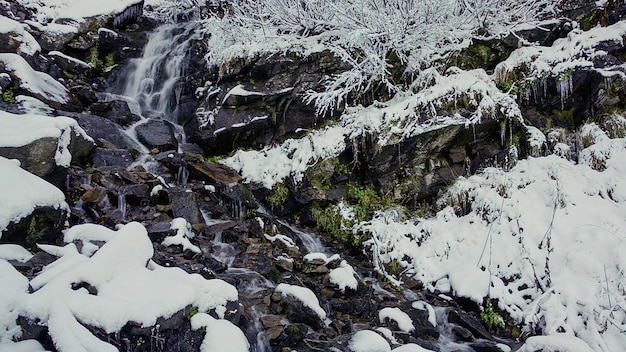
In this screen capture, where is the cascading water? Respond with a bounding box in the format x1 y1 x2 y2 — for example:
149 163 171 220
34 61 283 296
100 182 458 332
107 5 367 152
122 22 201 123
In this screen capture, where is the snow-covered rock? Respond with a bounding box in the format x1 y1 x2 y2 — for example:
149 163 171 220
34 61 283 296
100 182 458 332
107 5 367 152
0 111 93 179
0 156 67 235
0 53 69 108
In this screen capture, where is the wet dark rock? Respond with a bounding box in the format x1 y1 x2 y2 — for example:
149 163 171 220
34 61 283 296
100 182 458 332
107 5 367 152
72 113 135 149
169 188 203 225
70 85 98 105
203 220 237 236
187 159 242 185
91 148 134 168
365 119 506 207
448 309 493 341
135 119 179 152
90 100 141 127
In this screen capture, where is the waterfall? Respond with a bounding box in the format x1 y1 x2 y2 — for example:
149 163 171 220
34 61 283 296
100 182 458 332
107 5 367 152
118 194 127 219
122 22 201 123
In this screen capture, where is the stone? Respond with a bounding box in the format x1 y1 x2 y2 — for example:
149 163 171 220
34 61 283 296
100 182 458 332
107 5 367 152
264 326 283 341
276 256 294 272
188 160 242 185
260 315 283 328
169 188 203 225
91 148 134 168
135 119 179 152
49 52 92 77
81 186 108 203
70 86 98 105
90 100 141 127
72 113 134 149
448 309 493 341
1 207 65 250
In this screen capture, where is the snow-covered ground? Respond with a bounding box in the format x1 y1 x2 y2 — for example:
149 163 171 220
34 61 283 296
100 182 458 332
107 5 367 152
357 120 626 351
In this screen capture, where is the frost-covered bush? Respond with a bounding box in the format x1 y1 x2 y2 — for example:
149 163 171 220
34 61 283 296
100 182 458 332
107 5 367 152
205 0 554 114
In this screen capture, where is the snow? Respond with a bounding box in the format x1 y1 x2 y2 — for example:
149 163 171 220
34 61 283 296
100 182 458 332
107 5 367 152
275 283 326 320
0 222 238 351
0 157 68 233
0 244 34 263
357 126 626 350
329 260 358 292
162 217 201 253
518 334 595 352
378 307 414 333
0 260 29 343
191 313 250 352
0 340 49 352
0 54 69 104
391 344 435 352
224 68 520 188
495 20 626 88
16 0 143 22
348 330 391 352
15 95 54 115
0 111 93 167
303 252 340 264
264 233 297 249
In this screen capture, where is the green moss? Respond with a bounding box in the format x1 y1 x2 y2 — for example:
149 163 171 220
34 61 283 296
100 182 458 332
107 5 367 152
1 89 16 104
104 53 115 68
267 182 290 210
88 46 104 69
346 183 383 222
480 301 504 330
285 324 300 334
187 306 199 320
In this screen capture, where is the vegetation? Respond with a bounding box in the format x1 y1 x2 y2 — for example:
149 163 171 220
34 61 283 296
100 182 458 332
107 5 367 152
2 89 16 104
267 182 290 210
481 300 504 330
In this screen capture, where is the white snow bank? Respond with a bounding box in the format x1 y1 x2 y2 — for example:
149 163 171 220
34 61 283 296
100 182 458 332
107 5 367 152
303 252 340 264
0 157 67 233
275 283 326 320
0 340 49 352
162 217 201 253
16 0 142 22
0 110 93 167
358 129 626 351
518 334 594 352
348 330 391 352
0 260 29 343
0 53 68 104
191 313 250 352
0 222 239 352
329 260 358 292
391 343 435 352
0 244 33 263
379 307 414 333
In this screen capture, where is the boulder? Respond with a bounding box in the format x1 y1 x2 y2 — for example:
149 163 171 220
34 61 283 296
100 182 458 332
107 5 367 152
135 119 179 152
168 187 203 225
91 148 134 168
0 53 73 110
0 15 40 56
0 112 94 184
24 21 77 52
72 112 135 149
90 100 141 127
